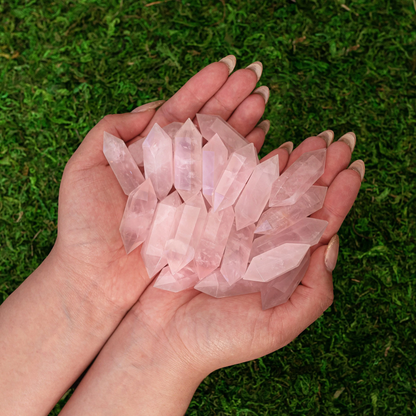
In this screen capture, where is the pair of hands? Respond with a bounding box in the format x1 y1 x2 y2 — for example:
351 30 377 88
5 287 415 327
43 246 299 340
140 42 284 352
8 57 364 414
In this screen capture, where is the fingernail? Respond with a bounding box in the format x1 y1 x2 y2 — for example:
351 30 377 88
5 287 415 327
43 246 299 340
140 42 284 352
132 100 165 113
278 141 294 154
348 160 365 181
257 120 270 135
219 55 236 74
253 86 270 104
338 132 356 152
245 61 263 82
318 130 334 147
325 234 339 272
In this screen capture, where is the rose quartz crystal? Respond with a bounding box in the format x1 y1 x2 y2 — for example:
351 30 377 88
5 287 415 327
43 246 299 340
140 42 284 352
213 143 258 212
220 222 255 285
269 149 326 207
174 119 203 201
143 123 173 200
235 154 279 230
141 191 182 278
202 134 228 206
119 178 158 254
164 192 207 274
103 131 145 195
163 122 183 139
128 137 146 168
196 114 249 153
194 206 234 280
243 243 310 282
153 261 199 292
256 186 327 235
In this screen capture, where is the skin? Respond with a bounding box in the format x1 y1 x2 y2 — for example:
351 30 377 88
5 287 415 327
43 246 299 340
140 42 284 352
0 59 363 415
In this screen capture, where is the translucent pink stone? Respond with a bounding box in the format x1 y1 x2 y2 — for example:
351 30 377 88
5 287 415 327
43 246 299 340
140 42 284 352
194 206 234 280
142 123 174 200
243 243 310 282
202 134 228 206
174 119 203 201
103 131 145 195
163 122 183 139
164 192 207 274
249 217 328 261
256 186 327 235
213 143 258 212
119 179 158 254
194 269 262 298
235 154 279 230
196 114 249 153
153 261 199 293
220 222 255 285
128 137 146 168
141 191 182 278
269 149 326 207
261 251 310 310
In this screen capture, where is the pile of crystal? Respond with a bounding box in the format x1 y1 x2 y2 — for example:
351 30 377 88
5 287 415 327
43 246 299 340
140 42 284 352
103 114 329 310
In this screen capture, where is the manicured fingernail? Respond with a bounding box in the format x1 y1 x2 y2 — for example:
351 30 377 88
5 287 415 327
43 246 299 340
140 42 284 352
325 234 339 272
348 160 365 181
318 130 334 147
278 141 294 154
132 100 165 113
245 61 263 81
219 55 236 74
257 120 270 135
338 132 356 152
253 86 270 104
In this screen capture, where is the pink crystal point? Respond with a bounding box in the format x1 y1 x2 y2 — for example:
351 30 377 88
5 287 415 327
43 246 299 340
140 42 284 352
194 206 234 280
128 137 146 168
256 186 328 235
163 122 183 139
202 134 228 206
261 251 310 310
235 154 279 230
196 114 249 153
213 143 258 212
141 191 182 278
220 222 255 285
119 178 158 254
164 192 207 274
249 217 328 261
194 269 262 298
154 261 199 293
103 131 145 195
243 243 310 282
174 118 203 201
269 149 326 207
142 123 174 200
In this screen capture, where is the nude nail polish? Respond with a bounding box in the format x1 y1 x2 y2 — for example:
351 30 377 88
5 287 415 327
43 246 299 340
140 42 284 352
278 141 294 154
132 100 165 113
325 234 339 272
253 86 270 104
318 130 334 147
348 160 365 181
257 120 270 135
245 61 263 81
338 132 356 152
219 55 237 74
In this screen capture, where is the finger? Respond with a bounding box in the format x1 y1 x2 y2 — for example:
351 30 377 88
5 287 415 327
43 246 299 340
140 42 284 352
197 62 263 120
260 143 292 173
245 120 269 152
285 136 327 168
226 87 269 136
311 161 364 243
140 59 233 136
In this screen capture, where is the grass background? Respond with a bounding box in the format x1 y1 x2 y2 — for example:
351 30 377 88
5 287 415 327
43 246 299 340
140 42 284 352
1 0 415 414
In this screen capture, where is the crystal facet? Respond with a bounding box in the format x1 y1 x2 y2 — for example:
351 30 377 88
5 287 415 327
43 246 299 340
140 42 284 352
154 261 199 292
194 206 234 280
235 154 279 230
220 222 255 285
174 119 203 201
202 134 228 206
163 122 183 139
119 178 158 254
141 191 182 278
164 192 207 274
256 186 327 235
103 131 145 195
128 137 146 168
244 243 310 282
269 149 326 207
143 123 174 200
213 143 258 212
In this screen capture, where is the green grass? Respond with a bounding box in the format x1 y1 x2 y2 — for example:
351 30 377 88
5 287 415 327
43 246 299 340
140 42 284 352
1 0 415 414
